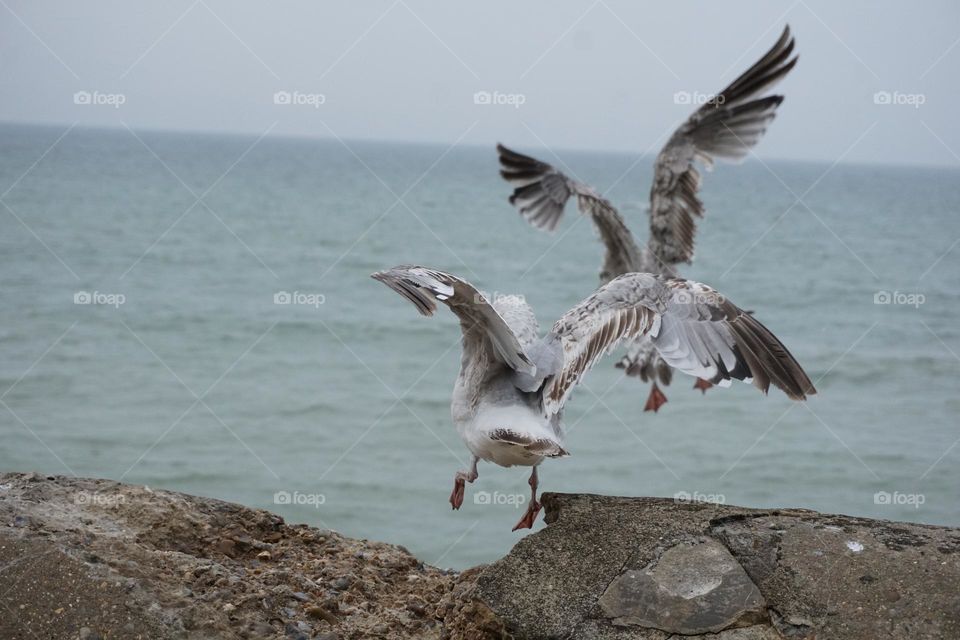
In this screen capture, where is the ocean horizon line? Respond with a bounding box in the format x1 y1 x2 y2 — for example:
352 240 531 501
2 119 957 173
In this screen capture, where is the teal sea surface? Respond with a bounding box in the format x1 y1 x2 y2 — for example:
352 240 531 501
1 123 958 568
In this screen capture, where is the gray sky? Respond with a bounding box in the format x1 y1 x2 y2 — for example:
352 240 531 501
2 0 958 166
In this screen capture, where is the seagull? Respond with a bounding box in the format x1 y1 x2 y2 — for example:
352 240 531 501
498 26 798 413
371 265 815 530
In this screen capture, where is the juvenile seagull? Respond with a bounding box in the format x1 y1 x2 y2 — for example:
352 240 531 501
372 265 815 530
498 26 798 413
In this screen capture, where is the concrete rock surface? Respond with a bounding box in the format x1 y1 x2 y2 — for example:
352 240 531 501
0 472 496 640
2 474 958 639
475 493 960 639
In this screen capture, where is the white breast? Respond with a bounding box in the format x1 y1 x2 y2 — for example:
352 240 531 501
459 403 561 468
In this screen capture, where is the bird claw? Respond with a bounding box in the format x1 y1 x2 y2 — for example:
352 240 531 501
693 378 713 394
511 500 542 531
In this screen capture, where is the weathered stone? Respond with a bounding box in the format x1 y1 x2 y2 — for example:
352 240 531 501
3 474 959 639
713 513 960 639
570 619 783 639
0 472 475 639
474 493 960 639
599 539 765 634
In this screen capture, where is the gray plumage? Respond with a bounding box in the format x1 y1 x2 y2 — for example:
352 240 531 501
372 265 815 471
497 26 798 394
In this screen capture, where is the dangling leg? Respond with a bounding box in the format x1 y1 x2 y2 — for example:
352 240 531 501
512 466 543 531
644 382 668 412
693 378 713 394
449 456 479 510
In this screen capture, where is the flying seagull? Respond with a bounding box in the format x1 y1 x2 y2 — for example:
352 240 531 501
372 265 815 530
498 26 798 413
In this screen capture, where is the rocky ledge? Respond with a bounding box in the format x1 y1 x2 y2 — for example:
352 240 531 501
1 473 958 639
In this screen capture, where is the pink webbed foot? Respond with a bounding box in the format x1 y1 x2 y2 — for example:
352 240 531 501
512 466 542 531
450 477 465 510
450 457 479 511
644 382 668 413
693 378 713 394
511 500 542 531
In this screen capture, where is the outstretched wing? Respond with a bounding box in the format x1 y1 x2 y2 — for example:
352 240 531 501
497 144 643 282
649 25 798 266
538 272 815 415
539 273 665 415
371 266 534 375
652 279 813 400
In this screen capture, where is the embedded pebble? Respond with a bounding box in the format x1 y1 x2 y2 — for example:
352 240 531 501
329 576 353 590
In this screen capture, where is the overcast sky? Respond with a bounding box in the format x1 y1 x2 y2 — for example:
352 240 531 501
2 1 958 166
